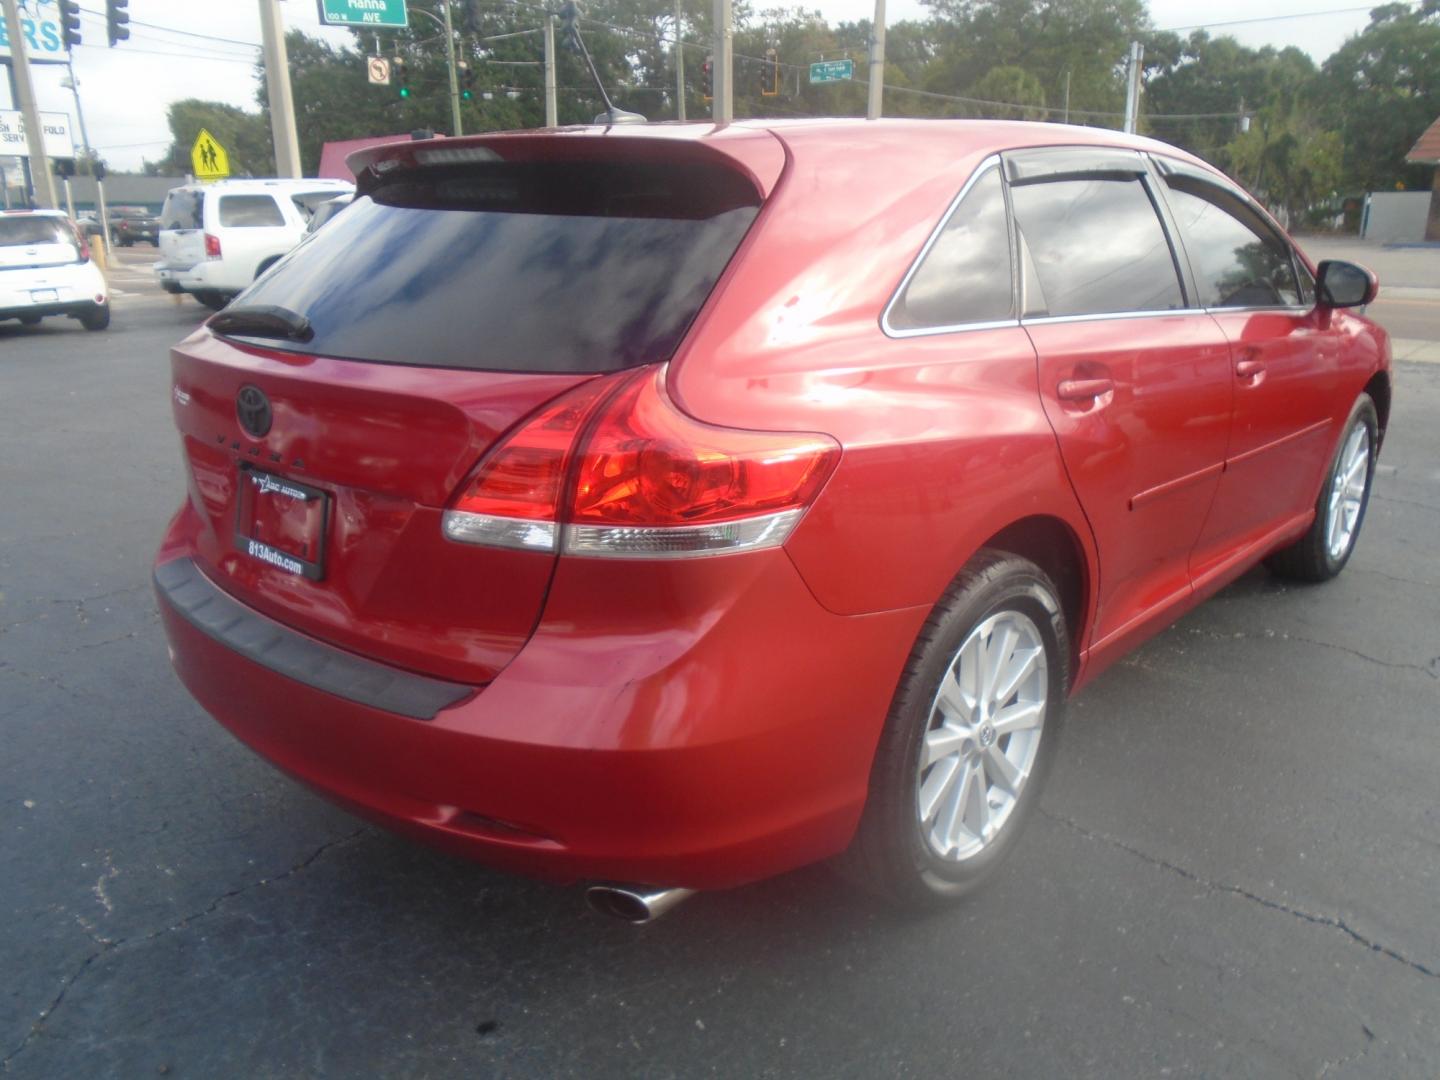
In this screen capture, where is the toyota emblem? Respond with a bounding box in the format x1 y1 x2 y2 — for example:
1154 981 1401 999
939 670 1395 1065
236 385 273 438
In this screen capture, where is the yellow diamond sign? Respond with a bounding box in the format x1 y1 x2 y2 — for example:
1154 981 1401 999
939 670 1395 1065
191 128 231 182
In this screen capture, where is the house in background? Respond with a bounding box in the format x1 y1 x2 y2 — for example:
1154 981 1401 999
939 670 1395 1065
1407 115 1440 242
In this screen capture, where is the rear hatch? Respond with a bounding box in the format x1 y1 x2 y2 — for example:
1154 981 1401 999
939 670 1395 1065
0 215 81 271
168 133 780 684
158 188 206 269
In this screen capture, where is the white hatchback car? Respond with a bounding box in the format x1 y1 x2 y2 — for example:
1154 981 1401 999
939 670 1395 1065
155 178 353 310
0 210 110 331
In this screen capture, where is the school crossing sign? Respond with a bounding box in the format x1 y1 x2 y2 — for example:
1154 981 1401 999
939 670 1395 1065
191 129 231 182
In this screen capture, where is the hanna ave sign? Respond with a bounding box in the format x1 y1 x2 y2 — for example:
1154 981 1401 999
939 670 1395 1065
316 0 409 27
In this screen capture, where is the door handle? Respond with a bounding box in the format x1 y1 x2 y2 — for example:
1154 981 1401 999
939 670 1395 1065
1056 377 1115 402
1235 358 1266 379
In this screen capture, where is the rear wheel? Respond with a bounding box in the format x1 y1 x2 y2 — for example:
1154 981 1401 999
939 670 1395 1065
195 291 228 311
19 315 41 327
79 304 110 331
838 550 1068 908
1266 395 1378 582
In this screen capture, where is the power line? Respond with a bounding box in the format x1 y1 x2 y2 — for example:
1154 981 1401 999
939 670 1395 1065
1155 1 1418 33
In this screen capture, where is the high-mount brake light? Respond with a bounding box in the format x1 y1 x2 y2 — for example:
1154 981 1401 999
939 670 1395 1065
442 366 840 559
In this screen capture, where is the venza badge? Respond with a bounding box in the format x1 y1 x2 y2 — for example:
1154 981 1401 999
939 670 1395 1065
236 385 272 438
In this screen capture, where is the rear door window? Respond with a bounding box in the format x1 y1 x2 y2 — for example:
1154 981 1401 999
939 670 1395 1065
888 166 1014 332
159 189 204 230
0 216 74 248
228 160 761 373
218 195 287 228
1010 176 1185 317
1160 176 1301 308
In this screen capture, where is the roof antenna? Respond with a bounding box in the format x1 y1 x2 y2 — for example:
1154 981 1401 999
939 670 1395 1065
559 1 647 126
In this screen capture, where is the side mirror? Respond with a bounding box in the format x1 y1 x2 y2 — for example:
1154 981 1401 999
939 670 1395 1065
1316 260 1378 308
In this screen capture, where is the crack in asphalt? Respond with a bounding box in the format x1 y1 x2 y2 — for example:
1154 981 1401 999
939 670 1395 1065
1316 1024 1377 1079
1182 626 1440 680
0 828 370 1072
1044 810 1440 982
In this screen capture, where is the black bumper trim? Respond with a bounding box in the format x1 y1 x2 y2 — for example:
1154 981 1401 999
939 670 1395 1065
155 557 473 721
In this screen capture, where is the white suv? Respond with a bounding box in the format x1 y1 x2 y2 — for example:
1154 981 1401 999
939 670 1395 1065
155 179 353 310
0 210 110 331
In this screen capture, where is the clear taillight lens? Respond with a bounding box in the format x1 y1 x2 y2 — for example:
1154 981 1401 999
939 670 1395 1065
443 366 839 559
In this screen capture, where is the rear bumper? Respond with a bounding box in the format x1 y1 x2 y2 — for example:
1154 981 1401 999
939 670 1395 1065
155 521 925 890
155 262 235 295
0 298 107 321
0 262 107 313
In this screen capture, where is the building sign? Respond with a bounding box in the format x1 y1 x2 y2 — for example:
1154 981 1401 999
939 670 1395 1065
0 1 72 64
0 111 77 159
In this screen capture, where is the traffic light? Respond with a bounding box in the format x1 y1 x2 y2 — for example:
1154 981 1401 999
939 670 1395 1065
703 55 713 102
105 0 130 47
458 61 476 101
762 48 780 96
58 0 81 49
393 56 410 98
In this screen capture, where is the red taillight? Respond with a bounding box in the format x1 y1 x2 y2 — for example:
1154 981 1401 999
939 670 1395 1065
204 233 222 259
441 376 620 551
443 366 839 558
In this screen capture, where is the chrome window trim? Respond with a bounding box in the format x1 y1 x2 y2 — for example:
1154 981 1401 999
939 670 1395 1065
880 155 1018 340
1021 308 1205 327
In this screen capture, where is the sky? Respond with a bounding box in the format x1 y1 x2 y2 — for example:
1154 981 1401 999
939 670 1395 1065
0 0 1396 172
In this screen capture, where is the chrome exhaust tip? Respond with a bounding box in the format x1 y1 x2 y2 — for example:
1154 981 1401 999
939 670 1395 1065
585 884 695 924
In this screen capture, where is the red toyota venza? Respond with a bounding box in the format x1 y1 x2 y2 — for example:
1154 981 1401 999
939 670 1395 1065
155 120 1390 921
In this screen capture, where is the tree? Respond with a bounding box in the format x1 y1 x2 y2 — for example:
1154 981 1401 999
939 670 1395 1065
1315 1 1440 192
161 100 274 177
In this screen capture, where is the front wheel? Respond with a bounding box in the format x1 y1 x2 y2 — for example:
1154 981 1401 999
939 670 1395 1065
837 550 1069 908
1266 395 1378 582
194 291 228 311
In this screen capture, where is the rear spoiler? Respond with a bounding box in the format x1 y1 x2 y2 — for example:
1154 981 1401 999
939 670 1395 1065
346 127 787 202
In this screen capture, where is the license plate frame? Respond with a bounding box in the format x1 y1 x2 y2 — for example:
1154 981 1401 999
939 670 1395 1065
29 289 58 303
233 465 330 580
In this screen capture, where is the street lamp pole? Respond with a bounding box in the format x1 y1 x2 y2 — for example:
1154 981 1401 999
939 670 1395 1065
63 62 111 243
441 0 463 135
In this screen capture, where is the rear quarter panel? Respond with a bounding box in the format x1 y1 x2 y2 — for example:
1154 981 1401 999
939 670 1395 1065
671 126 1097 622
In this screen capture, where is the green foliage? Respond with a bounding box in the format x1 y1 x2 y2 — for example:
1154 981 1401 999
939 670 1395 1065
160 99 275 177
157 0 1439 223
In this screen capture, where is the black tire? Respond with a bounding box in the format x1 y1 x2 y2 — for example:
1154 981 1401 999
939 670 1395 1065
837 550 1069 909
195 291 229 311
19 315 42 327
120 238 133 248
79 304 110 331
1265 394 1378 583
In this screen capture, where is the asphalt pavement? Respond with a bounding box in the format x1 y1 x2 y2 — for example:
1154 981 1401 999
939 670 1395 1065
2 245 1439 1078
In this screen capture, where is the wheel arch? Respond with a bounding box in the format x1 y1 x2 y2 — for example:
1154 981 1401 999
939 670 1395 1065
1363 369 1390 451
254 255 282 280
976 515 1091 685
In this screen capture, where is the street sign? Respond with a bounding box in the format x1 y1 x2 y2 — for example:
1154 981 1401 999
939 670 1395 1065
0 1 73 64
367 56 391 85
0 111 76 158
809 59 853 84
191 128 231 182
317 0 408 28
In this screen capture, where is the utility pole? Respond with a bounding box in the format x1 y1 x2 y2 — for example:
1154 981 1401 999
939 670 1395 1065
258 0 302 176
1062 69 1070 124
63 62 110 242
2 0 58 207
712 0 732 123
543 15 557 126
673 0 686 121
1122 41 1143 135
441 0 463 136
866 0 886 120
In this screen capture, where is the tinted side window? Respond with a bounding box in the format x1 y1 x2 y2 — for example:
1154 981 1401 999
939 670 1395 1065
889 168 1013 331
1162 178 1300 308
218 195 286 228
1010 177 1184 317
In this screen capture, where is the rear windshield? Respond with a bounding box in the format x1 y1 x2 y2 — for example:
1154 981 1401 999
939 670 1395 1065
0 217 75 247
160 189 204 230
227 160 761 373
